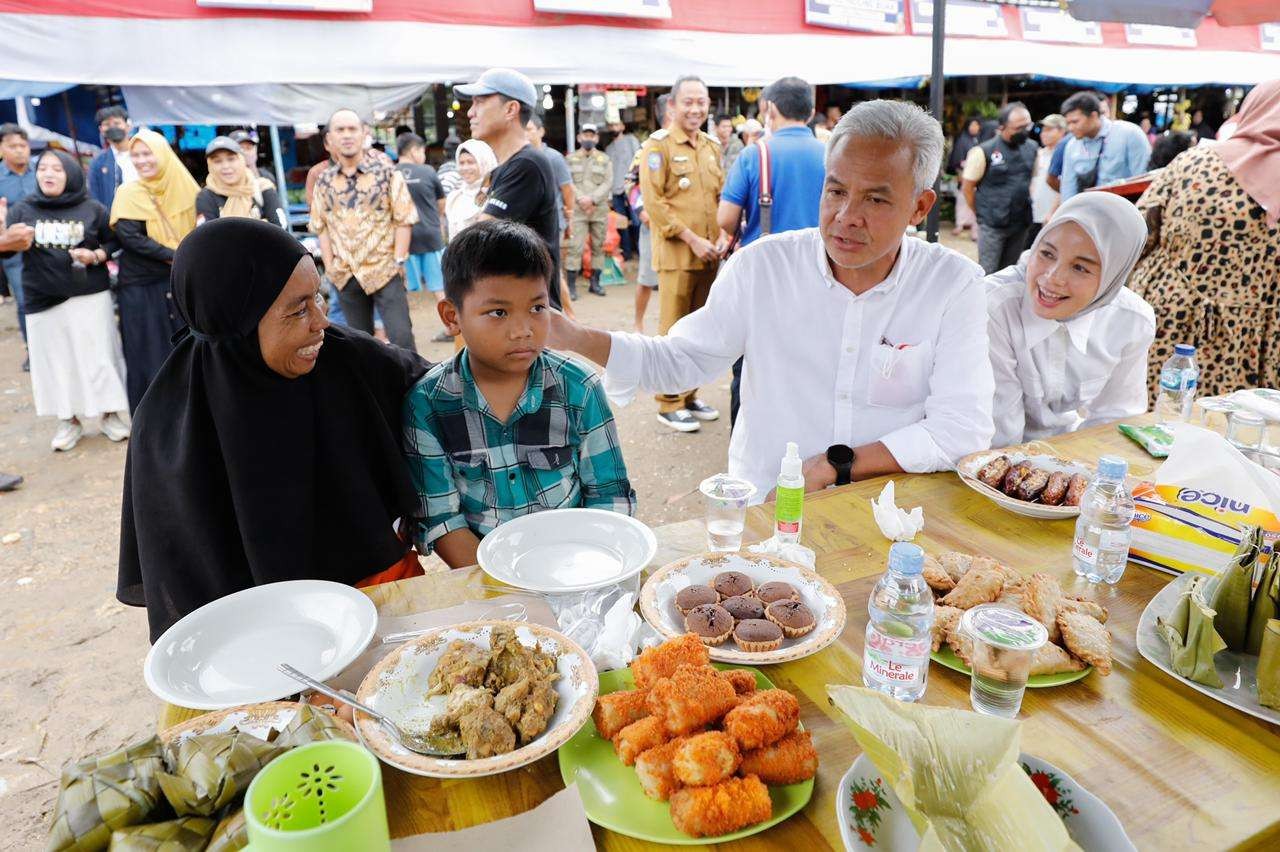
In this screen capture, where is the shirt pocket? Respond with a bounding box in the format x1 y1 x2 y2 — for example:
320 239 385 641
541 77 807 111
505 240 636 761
520 444 580 509
448 449 492 507
866 342 934 409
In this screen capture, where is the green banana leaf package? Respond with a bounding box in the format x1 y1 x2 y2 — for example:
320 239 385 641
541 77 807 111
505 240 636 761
1258 619 1280 710
156 730 282 817
107 816 216 851
1157 574 1228 688
46 736 166 852
273 703 354 751
1245 555 1279 656
205 808 248 852
1208 526 1264 653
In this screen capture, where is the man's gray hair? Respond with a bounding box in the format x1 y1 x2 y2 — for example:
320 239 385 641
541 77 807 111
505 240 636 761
827 100 944 195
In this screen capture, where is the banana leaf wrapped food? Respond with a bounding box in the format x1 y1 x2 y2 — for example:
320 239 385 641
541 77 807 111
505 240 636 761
1157 574 1228 688
205 809 247 852
157 731 282 817
107 817 216 851
46 736 166 852
1208 526 1264 653
1245 556 1279 656
273 704 354 751
1259 619 1280 710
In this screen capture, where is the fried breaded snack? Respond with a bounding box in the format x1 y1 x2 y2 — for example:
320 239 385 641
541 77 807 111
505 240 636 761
592 689 650 740
1029 641 1088 676
923 554 956 593
740 729 818 785
669 774 772 838
1057 610 1112 675
631 634 711 690
936 552 973 584
634 735 690 801
944 614 975 667
673 731 741 787
1060 596 1109 624
647 664 738 736
718 668 758 696
931 605 964 653
1022 572 1064 643
614 715 668 766
995 586 1025 612
723 688 800 750
939 564 1004 609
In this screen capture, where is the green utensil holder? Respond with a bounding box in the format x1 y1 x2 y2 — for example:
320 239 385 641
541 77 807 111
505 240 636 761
244 740 389 851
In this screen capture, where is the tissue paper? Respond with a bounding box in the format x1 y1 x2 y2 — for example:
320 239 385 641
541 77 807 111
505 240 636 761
870 481 924 542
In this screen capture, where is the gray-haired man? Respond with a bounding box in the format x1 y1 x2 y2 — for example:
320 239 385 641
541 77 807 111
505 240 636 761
546 100 994 500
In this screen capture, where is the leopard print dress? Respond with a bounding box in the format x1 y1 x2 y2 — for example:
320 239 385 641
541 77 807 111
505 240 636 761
1127 145 1280 402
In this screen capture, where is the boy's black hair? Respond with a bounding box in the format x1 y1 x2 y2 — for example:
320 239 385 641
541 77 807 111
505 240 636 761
1061 91 1101 118
714 113 734 125
396 132 425 156
442 219 553 306
95 105 128 125
0 123 28 143
761 77 814 122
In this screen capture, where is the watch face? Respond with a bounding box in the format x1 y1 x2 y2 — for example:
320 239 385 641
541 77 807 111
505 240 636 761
827 444 855 466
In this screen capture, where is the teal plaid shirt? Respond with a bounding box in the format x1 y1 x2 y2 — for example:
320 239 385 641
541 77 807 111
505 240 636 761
403 349 636 553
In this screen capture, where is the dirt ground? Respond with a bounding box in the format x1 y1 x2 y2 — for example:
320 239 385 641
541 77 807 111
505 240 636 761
0 231 977 844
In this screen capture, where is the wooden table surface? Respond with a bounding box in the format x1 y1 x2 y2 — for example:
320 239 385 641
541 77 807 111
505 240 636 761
159 420 1280 850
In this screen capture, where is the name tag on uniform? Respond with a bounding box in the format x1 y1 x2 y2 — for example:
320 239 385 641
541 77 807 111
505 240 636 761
672 155 689 162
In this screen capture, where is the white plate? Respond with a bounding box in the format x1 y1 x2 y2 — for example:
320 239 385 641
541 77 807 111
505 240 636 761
355 620 598 778
144 580 377 710
477 508 657 593
836 752 1134 851
956 447 1093 520
639 552 847 665
1136 572 1280 726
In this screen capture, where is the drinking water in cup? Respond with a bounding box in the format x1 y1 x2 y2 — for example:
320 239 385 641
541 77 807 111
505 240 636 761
961 605 1048 718
699 473 757 552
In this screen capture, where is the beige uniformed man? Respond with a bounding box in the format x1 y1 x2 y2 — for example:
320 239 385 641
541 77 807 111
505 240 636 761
638 75 730 432
566 123 613 298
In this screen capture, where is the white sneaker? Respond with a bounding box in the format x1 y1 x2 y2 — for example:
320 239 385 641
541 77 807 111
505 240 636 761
51 419 83 452
100 412 131 442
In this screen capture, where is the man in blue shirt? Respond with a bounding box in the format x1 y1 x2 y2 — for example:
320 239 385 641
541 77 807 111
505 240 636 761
87 106 136 211
1058 91 1150 201
0 123 36 357
716 76 826 427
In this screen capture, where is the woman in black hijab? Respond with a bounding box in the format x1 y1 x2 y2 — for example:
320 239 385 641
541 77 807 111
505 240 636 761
117 217 430 641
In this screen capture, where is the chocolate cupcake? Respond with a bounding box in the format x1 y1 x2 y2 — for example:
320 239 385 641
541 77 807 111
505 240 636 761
733 618 783 653
713 571 755 600
765 600 816 638
674 584 719 615
756 581 800 605
721 594 765 622
684 603 734 645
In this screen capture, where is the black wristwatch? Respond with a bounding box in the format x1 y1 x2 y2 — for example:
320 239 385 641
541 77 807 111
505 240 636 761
827 444 855 487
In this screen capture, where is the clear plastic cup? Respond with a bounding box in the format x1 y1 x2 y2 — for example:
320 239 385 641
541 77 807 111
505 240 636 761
1227 409 1266 451
960 605 1048 718
699 474 757 552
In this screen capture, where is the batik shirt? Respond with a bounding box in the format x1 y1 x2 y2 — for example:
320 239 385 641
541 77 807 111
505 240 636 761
309 155 417 294
403 349 636 551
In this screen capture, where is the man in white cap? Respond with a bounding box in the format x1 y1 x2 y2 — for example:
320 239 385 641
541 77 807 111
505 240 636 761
456 68 564 310
565 123 613 299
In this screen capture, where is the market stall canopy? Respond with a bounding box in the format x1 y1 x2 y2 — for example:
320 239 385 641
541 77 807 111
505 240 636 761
1 0 1279 91
121 82 430 125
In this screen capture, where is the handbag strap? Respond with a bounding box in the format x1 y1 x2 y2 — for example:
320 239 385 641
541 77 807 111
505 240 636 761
757 140 773 238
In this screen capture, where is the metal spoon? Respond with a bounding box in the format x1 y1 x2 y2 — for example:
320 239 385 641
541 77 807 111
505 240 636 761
277 663 466 757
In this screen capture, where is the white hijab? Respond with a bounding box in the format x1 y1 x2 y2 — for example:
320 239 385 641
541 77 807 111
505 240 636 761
1017 192 1148 318
445 139 498 239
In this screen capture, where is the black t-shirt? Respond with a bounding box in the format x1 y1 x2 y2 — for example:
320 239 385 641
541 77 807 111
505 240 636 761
396 162 446 254
195 186 287 229
483 145 562 309
4 198 115 314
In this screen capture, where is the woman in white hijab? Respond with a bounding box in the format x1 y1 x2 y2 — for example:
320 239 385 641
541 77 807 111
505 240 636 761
986 192 1154 447
444 139 498 240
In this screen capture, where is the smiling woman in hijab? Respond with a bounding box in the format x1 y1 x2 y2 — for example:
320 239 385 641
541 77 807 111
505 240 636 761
109 128 200 413
444 138 498 240
117 217 430 642
985 192 1154 447
3 149 129 452
196 135 288 228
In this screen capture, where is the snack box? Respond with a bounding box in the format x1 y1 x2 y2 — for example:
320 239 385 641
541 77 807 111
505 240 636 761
1129 481 1279 577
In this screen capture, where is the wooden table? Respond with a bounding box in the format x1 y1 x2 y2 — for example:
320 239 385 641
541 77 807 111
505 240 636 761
159 421 1280 850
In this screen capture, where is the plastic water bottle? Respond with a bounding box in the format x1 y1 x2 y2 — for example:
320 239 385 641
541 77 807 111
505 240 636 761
863 542 933 702
1155 343 1199 425
1072 456 1135 584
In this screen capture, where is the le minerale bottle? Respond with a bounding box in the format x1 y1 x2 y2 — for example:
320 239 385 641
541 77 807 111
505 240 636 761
863 542 933 702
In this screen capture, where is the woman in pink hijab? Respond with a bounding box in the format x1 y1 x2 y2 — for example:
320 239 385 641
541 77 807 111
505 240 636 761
1127 79 1280 399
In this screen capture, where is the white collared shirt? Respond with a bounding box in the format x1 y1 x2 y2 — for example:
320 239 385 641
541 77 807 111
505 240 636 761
986 274 1155 448
603 227 995 501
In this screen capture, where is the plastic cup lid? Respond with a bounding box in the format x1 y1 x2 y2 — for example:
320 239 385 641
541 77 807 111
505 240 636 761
960 604 1048 651
699 473 757 504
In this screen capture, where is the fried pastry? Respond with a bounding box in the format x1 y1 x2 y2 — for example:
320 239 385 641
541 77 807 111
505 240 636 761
631 633 711 690
740 730 819 785
669 774 772 838
634 736 690 801
923 554 957 593
976 455 1012 489
1041 471 1070 506
931 605 964 653
1029 642 1088 676
614 715 669 766
647 664 737 735
936 552 974 583
592 689 651 740
723 688 800 750
673 731 741 787
944 614 975 667
1060 597 1109 624
1057 610 1112 675
939 565 1004 609
1022 572 1064 644
717 668 758 697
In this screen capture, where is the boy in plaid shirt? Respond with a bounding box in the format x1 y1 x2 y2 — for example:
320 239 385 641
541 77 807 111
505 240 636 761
403 220 636 568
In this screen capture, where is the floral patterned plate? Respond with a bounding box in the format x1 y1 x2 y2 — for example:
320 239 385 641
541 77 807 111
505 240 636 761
836 752 1134 851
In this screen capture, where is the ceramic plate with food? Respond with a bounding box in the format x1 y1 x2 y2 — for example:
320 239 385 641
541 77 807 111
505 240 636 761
956 444 1094 519
640 552 846 665
836 752 1134 851
559 657 815 844
159 701 357 746
355 620 597 778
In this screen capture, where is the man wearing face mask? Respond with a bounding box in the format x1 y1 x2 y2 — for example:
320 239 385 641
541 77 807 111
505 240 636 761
565 124 614 299
962 101 1037 274
87 106 135 210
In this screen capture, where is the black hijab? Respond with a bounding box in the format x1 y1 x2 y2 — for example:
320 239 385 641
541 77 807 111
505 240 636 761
117 217 429 642
29 150 89 209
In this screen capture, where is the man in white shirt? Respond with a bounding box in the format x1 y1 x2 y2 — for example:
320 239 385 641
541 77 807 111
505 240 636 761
547 100 995 500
